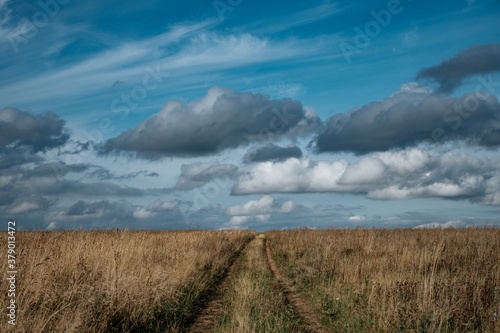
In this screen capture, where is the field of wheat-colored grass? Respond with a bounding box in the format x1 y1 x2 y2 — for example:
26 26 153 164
266 228 500 333
0 229 255 333
2 228 499 332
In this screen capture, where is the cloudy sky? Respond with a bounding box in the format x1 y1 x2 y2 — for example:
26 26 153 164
1 0 500 231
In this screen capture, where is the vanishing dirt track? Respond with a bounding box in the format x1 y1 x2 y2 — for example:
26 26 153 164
188 238 253 332
188 234 327 332
264 238 328 333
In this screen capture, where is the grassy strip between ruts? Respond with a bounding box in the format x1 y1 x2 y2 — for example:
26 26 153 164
213 234 309 333
265 228 500 333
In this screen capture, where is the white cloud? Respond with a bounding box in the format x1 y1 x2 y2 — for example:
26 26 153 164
0 0 11 41
224 195 298 228
227 214 271 226
133 199 179 219
233 149 500 205
414 220 468 229
46 222 58 230
226 195 296 216
1 26 321 107
7 201 41 214
233 158 349 194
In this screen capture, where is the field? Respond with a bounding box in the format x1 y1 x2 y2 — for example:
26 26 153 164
0 229 255 332
1 228 499 332
267 228 500 332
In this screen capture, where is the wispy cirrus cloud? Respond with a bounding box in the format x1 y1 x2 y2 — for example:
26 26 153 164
0 23 324 108
0 0 12 41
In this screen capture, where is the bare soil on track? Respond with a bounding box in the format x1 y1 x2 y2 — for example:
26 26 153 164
188 239 252 332
264 238 328 333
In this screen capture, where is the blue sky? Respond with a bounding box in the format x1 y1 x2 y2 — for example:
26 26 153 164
1 0 500 230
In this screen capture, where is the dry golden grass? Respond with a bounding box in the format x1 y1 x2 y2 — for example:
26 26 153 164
266 228 500 333
214 234 305 333
0 229 255 332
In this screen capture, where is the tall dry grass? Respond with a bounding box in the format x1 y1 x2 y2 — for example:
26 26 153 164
214 234 305 333
266 228 500 332
0 229 255 332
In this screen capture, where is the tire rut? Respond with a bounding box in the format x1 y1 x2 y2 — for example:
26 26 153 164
187 237 253 332
264 238 328 333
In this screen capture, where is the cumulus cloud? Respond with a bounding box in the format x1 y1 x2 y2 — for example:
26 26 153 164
0 159 147 215
0 107 165 220
0 108 69 152
414 220 469 229
101 86 320 159
226 214 271 227
226 195 296 216
133 199 180 219
233 149 500 205
7 196 50 214
224 196 297 228
416 43 500 93
233 157 348 194
313 84 500 154
243 143 302 163
174 162 238 190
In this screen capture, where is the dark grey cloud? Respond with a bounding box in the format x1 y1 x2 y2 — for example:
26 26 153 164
0 159 147 215
416 43 500 93
0 149 42 170
37 180 145 197
101 86 321 159
0 107 69 152
243 143 302 163
313 84 500 155
45 199 188 230
61 141 92 155
174 162 238 191
66 200 131 217
27 161 89 178
86 168 159 181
